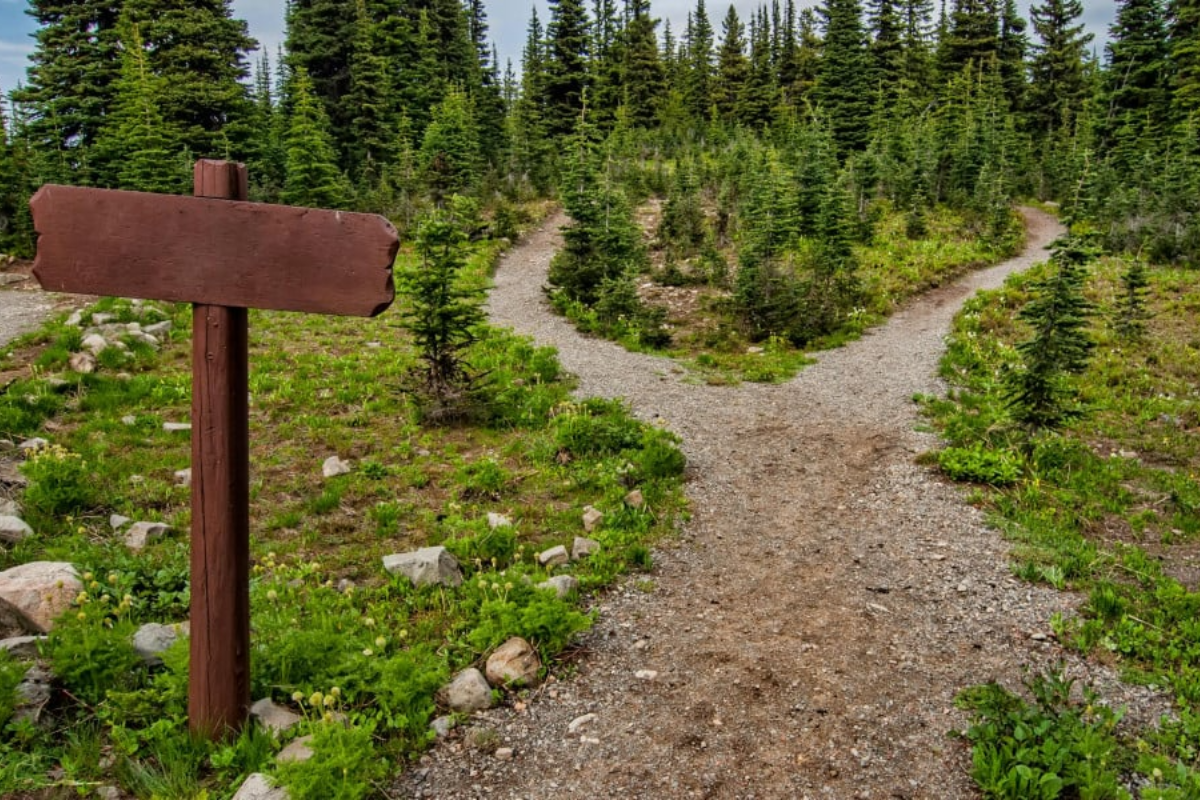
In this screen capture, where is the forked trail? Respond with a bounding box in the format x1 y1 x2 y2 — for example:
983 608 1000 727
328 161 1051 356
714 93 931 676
401 210 1151 799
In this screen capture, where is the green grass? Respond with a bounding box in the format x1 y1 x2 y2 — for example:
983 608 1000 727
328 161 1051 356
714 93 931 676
0 228 686 797
924 251 1200 794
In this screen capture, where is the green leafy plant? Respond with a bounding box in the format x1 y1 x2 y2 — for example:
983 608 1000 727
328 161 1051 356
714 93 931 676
938 442 1023 486
19 443 99 519
276 721 387 800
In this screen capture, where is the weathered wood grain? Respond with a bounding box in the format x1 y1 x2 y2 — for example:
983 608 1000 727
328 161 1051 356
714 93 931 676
188 160 251 739
30 181 398 317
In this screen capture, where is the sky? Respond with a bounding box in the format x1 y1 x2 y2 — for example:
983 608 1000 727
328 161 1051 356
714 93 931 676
1 1 1118 105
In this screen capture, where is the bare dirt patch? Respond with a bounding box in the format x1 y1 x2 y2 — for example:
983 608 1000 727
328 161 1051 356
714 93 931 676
398 209 1175 799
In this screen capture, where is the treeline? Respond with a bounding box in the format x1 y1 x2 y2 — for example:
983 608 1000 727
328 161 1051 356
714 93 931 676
0 0 1198 267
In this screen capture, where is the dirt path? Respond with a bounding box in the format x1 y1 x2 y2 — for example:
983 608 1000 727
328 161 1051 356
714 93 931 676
0 275 58 350
399 210 1177 798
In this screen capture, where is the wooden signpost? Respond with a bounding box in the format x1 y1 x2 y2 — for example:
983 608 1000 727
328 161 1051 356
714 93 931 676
30 160 399 737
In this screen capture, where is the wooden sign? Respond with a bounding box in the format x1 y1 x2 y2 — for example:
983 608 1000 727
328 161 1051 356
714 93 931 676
30 161 399 738
31 183 397 316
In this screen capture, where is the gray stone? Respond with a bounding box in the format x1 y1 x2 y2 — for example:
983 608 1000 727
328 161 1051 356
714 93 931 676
0 515 32 544
430 715 455 737
494 747 514 761
0 561 81 633
275 735 314 764
0 499 17 516
109 514 132 530
582 506 603 533
250 697 303 735
95 786 121 800
0 273 27 286
537 575 579 599
162 422 191 433
382 546 462 587
485 637 541 688
120 415 137 426
65 310 83 327
68 352 96 374
486 512 512 529
0 635 45 659
91 313 115 325
18 437 48 452
322 455 352 478
440 667 494 713
624 489 645 508
15 664 53 724
81 333 108 355
124 521 170 551
174 468 191 488
537 545 569 567
231 773 289 800
568 713 597 734
143 320 173 337
571 536 600 561
132 622 188 666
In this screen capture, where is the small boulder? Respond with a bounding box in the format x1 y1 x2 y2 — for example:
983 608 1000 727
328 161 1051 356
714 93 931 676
571 536 600 561
275 735 314 764
132 621 188 666
485 637 541 688
486 512 512 529
430 715 455 737
231 773 289 800
537 575 579 599
322 456 352 478
81 333 108 355
0 561 81 633
382 546 462 588
495 747 514 761
0 635 45 659
251 697 302 735
624 489 645 508
14 663 53 724
18 437 48 452
144 320 173 337
124 521 170 551
0 499 17 516
440 667 494 712
65 311 83 327
582 506 603 533
109 514 132 530
120 415 137 426
0 515 32 544
537 545 569 567
162 422 191 433
174 468 192 488
68 352 96 374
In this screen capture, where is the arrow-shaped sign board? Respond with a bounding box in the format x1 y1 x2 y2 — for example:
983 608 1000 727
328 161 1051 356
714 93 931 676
30 161 399 737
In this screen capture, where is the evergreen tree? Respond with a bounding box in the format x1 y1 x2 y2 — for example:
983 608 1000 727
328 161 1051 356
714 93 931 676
346 0 393 183
123 0 256 160
816 0 873 154
244 51 286 196
14 0 123 183
997 0 1029 112
282 66 349 208
0 95 22 254
742 8 778 127
285 0 356 159
868 0 905 101
715 5 749 123
937 0 999 78
1027 0 1094 137
1007 232 1098 430
1114 255 1150 341
92 21 188 193
1101 0 1170 150
683 0 715 120
620 0 665 127
1173 0 1200 129
545 0 592 138
900 0 936 94
420 88 482 200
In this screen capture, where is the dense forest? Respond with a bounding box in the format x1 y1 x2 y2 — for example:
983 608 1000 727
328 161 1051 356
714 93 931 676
0 0 1198 356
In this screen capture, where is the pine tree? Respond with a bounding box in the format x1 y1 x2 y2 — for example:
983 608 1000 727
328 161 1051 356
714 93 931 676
1027 0 1094 137
868 0 905 102
997 0 1029 111
244 51 286 196
420 88 482 200
1007 231 1098 430
683 0 715 120
936 0 999 78
123 0 256 160
816 0 873 154
346 0 393 184
282 66 349 208
0 95 22 254
620 0 665 127
14 0 123 183
545 0 592 138
1114 254 1150 341
1101 0 1170 151
742 8 778 127
715 5 749 123
285 0 356 161
92 21 188 193
1173 0 1200 129
900 0 935 94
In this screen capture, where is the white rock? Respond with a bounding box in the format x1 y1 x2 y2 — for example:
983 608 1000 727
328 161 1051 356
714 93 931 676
0 515 32 544
65 311 82 327
486 512 512 529
440 667 494 712
322 455 352 478
624 489 645 508
582 506 603 533
430 715 455 737
120 415 137 426
0 635 45 659
125 521 170 551
634 670 659 681
109 514 132 530
174 468 192 488
95 787 121 800
537 575 579 599
231 773 289 800
571 536 600 561
494 747 514 761
537 545 569 567
132 621 188 666
81 333 108 355
275 735 314 764
0 499 17 516
0 561 81 633
382 546 462 587
91 313 115 325
162 422 191 433
68 352 96 374
485 637 541 688
18 437 48 452
568 713 597 734
250 697 303 735
143 320 173 337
